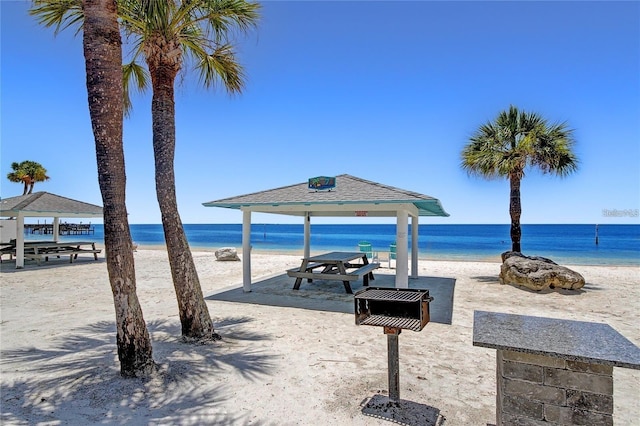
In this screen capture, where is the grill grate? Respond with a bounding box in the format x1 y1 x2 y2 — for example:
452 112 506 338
354 287 432 332
359 315 422 331
354 289 423 302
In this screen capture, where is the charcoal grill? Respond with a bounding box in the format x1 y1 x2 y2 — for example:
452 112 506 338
354 287 434 402
355 287 432 331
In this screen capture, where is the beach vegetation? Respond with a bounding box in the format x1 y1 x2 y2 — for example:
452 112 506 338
461 105 579 252
6 160 50 195
31 0 156 377
29 0 260 342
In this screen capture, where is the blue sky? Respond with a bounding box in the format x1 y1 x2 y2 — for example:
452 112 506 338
1 1 639 225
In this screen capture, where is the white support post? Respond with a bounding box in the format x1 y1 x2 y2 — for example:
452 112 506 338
242 209 252 292
395 210 409 288
53 217 60 242
303 212 311 259
16 214 25 269
411 215 418 278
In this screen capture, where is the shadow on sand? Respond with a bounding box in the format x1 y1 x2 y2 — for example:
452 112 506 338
0 318 276 425
207 272 456 325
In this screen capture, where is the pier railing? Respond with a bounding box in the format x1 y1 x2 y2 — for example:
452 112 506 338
24 223 95 236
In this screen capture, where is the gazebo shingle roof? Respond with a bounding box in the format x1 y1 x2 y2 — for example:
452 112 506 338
0 192 103 217
203 174 448 217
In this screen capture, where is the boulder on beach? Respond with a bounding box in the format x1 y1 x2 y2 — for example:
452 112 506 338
215 247 241 261
499 251 585 291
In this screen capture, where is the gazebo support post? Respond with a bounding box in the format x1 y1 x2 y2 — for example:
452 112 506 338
411 215 418 278
242 209 252 292
304 212 310 259
395 210 409 288
53 217 60 241
16 213 25 269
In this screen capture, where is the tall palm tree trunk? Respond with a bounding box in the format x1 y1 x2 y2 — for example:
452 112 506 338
509 175 522 252
149 63 216 340
83 0 155 376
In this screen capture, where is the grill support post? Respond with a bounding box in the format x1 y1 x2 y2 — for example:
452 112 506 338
384 326 401 402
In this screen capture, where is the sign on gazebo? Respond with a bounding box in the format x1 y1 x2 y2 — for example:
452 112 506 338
308 176 336 191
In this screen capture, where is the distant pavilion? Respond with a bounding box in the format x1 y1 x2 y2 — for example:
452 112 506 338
0 192 103 268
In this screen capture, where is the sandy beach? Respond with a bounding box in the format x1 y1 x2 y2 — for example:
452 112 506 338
1 249 638 425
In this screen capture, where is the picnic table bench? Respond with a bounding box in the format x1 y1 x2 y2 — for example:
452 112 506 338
287 251 380 294
2 241 101 265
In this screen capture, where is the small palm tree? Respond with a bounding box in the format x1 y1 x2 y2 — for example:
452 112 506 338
461 105 579 252
6 160 50 195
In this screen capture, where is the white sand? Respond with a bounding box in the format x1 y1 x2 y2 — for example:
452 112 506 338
1 249 638 425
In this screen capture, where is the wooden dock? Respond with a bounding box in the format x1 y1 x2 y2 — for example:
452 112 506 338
24 223 95 236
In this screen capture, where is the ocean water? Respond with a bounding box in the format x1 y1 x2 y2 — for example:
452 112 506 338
34 223 640 266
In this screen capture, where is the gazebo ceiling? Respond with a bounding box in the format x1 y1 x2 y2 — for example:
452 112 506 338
203 174 449 218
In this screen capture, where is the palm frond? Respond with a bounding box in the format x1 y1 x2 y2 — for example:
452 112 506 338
118 0 149 37
461 130 510 179
30 0 84 35
531 122 578 176
195 44 245 93
122 61 150 116
194 0 260 36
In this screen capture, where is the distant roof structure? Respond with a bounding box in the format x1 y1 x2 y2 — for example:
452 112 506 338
0 192 103 218
203 174 449 217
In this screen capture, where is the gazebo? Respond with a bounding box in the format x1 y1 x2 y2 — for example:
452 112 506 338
203 174 449 291
0 192 103 268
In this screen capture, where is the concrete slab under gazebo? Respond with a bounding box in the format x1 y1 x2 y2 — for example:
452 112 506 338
202 174 449 292
0 192 103 268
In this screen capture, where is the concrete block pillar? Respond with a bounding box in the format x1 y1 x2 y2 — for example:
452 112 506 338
496 350 613 425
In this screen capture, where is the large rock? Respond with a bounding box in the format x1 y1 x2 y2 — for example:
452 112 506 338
499 251 585 291
215 247 241 261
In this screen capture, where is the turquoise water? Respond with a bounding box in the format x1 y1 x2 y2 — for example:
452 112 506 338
33 224 640 266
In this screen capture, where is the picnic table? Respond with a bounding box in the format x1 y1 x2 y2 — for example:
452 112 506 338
1 241 101 265
287 251 380 294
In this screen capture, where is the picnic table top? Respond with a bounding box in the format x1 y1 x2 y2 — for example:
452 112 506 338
305 251 366 263
25 241 94 246
19 241 96 250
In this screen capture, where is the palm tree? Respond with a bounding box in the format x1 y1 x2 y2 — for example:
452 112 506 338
30 0 260 341
31 0 156 377
461 105 579 253
6 160 50 195
118 0 259 341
